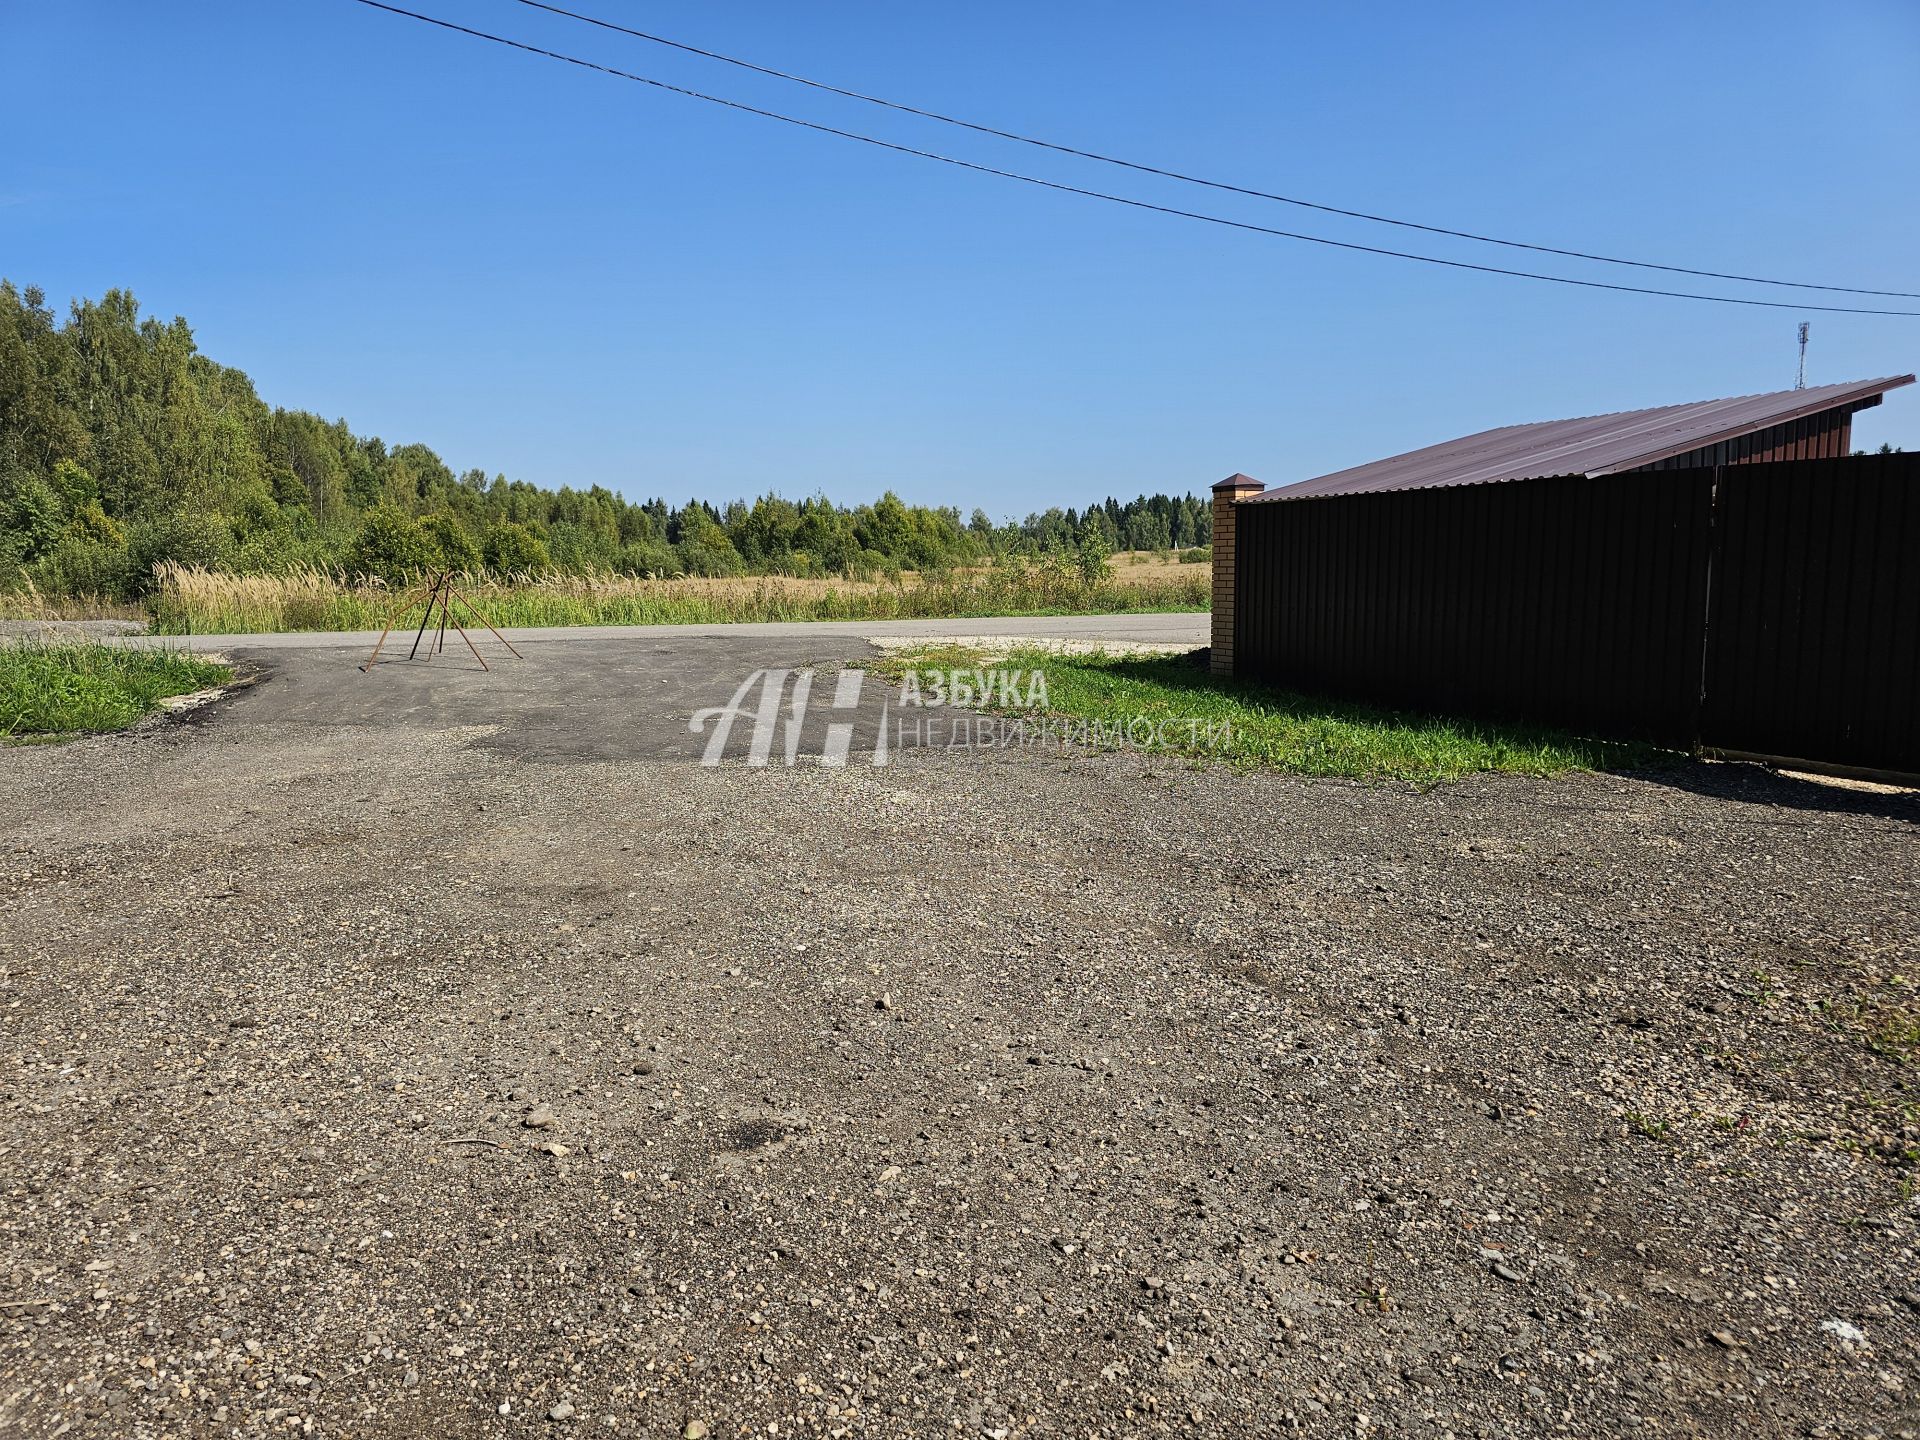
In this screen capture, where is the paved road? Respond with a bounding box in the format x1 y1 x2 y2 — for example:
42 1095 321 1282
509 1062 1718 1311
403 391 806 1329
111 610 1208 653
219 627 1067 764
6 611 1204 765
100 612 1206 766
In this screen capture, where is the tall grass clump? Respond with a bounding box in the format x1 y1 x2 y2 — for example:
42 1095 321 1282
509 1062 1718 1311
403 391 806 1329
0 580 147 623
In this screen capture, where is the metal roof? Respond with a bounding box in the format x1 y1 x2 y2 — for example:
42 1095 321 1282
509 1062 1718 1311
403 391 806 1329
1252 374 1915 501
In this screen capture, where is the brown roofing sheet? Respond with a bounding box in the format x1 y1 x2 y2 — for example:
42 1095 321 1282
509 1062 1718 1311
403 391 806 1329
1254 375 1915 501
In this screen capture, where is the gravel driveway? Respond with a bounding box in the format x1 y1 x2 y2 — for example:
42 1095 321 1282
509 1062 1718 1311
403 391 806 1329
2 635 1916 1438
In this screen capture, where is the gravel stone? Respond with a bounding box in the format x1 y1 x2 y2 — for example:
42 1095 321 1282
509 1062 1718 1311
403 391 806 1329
0 637 1914 1438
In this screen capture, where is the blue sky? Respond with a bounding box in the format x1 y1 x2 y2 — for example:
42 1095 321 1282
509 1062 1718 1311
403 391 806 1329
6 1 1917 514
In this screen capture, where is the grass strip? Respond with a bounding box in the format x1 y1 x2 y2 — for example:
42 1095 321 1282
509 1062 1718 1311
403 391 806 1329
0 643 232 740
882 643 1667 785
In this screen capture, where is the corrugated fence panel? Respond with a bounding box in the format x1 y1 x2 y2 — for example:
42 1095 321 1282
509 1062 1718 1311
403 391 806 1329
1235 470 1714 746
1234 453 1919 771
1702 454 1920 770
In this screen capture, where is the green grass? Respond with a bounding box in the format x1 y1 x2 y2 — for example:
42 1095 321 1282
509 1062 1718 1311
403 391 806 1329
1869 1010 1920 1065
883 643 1667 785
0 643 232 740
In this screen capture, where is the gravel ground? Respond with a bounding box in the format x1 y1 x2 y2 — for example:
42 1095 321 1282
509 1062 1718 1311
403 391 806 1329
2 639 1917 1439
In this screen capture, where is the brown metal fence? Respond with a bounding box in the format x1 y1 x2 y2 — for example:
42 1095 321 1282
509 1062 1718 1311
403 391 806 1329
1700 454 1920 770
1233 453 1920 773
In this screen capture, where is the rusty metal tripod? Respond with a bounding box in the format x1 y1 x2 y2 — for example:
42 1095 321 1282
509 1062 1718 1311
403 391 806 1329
359 572 523 672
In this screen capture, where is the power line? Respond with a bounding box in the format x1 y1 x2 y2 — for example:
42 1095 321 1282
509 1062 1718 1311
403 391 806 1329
345 0 1920 317
508 0 1920 302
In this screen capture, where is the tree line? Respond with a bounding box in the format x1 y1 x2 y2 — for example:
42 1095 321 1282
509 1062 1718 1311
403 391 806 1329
0 283 1211 597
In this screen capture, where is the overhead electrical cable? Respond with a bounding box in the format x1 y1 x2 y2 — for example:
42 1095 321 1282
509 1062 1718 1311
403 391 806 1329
507 0 1920 301
345 0 1920 317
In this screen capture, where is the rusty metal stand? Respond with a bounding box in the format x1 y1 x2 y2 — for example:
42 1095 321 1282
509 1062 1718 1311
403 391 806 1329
447 582 524 660
360 572 521 672
360 579 434 672
405 574 443 661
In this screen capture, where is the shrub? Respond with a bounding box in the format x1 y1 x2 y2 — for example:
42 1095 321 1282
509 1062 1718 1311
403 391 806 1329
50 459 98 510
547 521 619 573
67 500 127 549
1075 533 1114 585
225 488 285 545
129 511 234 581
6 475 67 561
615 539 680 577
30 533 137 600
482 520 550 576
675 515 744 577
420 513 482 573
346 506 437 583
229 527 333 575
848 549 899 581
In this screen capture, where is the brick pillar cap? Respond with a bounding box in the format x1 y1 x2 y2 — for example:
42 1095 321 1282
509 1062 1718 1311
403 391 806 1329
1213 473 1265 493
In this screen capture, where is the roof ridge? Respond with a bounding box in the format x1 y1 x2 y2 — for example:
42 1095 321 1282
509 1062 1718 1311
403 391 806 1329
1492 375 1912 431
1253 373 1914 502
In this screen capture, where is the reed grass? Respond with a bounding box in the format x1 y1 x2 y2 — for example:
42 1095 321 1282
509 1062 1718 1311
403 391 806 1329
0 581 147 623
144 561 1209 635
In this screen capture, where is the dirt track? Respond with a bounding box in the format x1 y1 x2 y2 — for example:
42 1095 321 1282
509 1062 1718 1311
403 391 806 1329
2 636 1917 1438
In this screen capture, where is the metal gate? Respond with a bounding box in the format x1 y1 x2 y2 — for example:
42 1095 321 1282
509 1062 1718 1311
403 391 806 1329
1701 454 1920 771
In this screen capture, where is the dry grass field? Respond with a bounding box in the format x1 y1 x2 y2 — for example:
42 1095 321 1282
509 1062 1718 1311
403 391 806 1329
0 553 1213 633
137 557 1209 633
149 566 1205 635
1107 548 1211 584
0 584 147 624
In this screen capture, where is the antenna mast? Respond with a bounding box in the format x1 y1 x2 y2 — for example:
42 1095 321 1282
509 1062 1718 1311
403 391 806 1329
1795 322 1809 389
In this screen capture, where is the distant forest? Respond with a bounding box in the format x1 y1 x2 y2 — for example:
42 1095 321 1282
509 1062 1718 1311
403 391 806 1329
0 283 1211 598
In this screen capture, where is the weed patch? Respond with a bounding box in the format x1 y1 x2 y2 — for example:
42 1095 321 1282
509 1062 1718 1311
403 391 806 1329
879 643 1666 784
0 643 231 739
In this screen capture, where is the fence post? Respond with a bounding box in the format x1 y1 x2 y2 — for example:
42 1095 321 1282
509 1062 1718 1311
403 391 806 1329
1210 474 1266 677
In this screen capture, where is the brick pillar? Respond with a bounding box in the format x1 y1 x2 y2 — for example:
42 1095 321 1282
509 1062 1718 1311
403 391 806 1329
1209 473 1265 677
